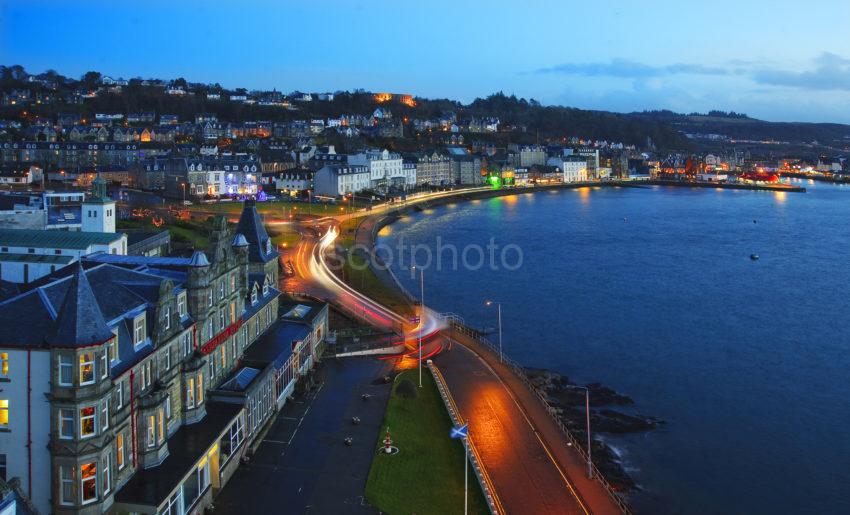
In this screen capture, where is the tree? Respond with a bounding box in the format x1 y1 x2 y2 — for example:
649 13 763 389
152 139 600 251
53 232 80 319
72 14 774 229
81 71 101 87
395 379 418 400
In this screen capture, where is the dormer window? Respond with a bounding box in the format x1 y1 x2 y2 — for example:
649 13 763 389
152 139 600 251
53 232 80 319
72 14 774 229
133 314 146 346
177 293 186 317
251 286 258 305
262 279 269 296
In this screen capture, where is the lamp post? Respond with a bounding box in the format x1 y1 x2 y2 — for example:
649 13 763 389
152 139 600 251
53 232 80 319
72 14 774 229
413 266 425 387
571 385 594 480
485 300 503 362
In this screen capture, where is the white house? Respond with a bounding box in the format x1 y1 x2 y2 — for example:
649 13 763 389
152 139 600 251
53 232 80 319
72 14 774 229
562 157 589 183
348 149 405 189
0 228 127 283
313 165 371 196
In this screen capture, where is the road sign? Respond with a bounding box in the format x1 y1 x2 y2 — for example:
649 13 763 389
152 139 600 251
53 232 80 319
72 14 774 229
450 424 468 439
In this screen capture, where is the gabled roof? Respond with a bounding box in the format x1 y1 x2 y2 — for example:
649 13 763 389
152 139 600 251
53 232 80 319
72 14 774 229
45 264 114 348
235 200 279 264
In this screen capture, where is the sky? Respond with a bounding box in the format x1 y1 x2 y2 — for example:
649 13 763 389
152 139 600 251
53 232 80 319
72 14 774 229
2 0 850 123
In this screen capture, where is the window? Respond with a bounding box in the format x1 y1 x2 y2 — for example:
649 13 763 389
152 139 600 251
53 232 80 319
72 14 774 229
0 352 7 378
79 352 95 385
102 452 111 494
196 373 203 404
100 351 108 379
220 416 244 463
177 294 186 317
107 338 117 363
59 354 73 385
219 281 224 300
81 462 97 503
101 398 109 430
0 400 8 428
182 332 192 357
229 302 236 324
219 309 225 331
147 415 155 448
115 381 124 409
80 406 96 438
250 287 257 305
262 278 269 296
164 348 171 371
186 378 195 408
207 290 213 307
60 466 74 505
164 306 171 331
117 433 125 470
158 408 165 443
134 314 146 345
206 319 213 340
165 395 172 420
230 273 236 293
59 408 74 439
219 346 226 368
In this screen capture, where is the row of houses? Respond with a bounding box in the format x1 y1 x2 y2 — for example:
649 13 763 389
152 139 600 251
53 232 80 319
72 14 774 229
0 201 329 514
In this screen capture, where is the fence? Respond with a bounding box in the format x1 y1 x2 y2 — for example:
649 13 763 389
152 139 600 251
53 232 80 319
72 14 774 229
428 361 503 515
441 313 633 515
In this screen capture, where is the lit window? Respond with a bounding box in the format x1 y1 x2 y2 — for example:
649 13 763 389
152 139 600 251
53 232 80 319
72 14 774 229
59 408 74 439
79 353 95 385
80 406 96 438
59 354 73 385
117 433 125 469
186 377 195 408
220 346 226 368
0 353 7 378
60 466 75 505
0 400 8 427
158 408 165 443
196 373 204 404
80 462 97 503
147 415 155 448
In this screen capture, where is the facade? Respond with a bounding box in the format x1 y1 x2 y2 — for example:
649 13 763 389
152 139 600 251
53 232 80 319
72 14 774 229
0 191 86 231
562 157 589 183
0 229 126 283
519 145 547 167
273 168 315 196
348 149 404 190
313 165 371 196
0 202 318 515
412 151 451 186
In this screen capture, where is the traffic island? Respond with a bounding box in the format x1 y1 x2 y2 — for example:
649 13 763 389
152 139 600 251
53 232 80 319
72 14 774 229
364 370 489 514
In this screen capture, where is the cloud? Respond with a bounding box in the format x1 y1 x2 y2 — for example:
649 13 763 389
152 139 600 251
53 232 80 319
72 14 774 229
750 52 850 91
535 53 850 92
534 58 731 78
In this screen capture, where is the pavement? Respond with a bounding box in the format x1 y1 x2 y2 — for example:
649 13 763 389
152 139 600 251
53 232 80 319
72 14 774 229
213 357 393 514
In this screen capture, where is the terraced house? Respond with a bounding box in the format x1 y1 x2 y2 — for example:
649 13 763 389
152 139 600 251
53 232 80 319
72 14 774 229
0 201 326 514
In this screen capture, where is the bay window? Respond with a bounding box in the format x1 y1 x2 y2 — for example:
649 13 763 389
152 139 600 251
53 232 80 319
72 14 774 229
80 406 96 438
100 351 108 379
79 353 95 385
81 462 97 503
59 354 73 386
158 408 165 443
186 377 195 408
147 415 156 448
60 466 74 505
101 398 109 430
59 408 74 439
102 452 111 494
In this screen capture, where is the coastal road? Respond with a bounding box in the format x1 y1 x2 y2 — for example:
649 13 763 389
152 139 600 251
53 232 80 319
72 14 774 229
279 191 624 514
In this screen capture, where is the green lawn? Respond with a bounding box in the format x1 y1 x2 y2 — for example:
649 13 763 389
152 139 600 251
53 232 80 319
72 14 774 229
365 370 489 515
342 250 413 316
187 199 366 217
118 218 210 249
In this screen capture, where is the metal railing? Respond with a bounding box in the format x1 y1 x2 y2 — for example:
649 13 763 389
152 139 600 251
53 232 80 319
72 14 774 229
428 361 503 515
441 315 633 515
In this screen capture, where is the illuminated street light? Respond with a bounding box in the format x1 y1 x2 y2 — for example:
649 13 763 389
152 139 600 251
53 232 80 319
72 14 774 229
485 300 503 362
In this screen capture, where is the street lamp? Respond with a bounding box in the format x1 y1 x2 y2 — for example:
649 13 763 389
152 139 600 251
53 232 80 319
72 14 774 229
567 385 594 480
484 300 503 362
413 265 425 387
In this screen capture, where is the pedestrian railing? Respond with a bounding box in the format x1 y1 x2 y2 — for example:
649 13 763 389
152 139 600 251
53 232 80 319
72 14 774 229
428 361 503 515
441 315 633 515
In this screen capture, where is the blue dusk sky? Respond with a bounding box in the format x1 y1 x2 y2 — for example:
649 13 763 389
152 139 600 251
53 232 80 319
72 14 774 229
2 0 850 123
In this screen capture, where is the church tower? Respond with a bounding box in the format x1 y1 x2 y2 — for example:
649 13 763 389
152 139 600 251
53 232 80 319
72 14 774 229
81 173 116 233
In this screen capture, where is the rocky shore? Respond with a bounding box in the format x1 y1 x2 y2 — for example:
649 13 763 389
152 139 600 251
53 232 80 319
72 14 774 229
524 368 662 491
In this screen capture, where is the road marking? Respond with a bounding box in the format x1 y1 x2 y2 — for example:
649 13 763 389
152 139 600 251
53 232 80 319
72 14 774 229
447 338 591 515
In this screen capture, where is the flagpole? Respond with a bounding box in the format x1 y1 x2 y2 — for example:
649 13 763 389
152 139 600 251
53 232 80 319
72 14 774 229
464 436 469 515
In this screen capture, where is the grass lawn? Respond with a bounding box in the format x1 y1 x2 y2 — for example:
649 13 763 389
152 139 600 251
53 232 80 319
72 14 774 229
365 370 489 515
118 219 210 249
342 252 413 316
187 199 367 217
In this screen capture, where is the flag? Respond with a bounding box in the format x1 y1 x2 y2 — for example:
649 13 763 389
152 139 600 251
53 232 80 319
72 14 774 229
450 424 468 439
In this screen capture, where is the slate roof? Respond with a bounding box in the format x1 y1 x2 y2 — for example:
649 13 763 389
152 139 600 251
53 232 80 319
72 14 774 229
235 200 279 264
0 229 124 250
242 320 310 369
45 264 114 348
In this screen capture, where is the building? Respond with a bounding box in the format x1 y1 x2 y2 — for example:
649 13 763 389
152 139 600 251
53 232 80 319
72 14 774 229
0 228 126 283
0 165 42 186
411 151 451 186
0 191 86 231
0 202 321 515
348 149 404 191
519 145 547 167
273 168 315 197
313 164 370 196
562 157 589 183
